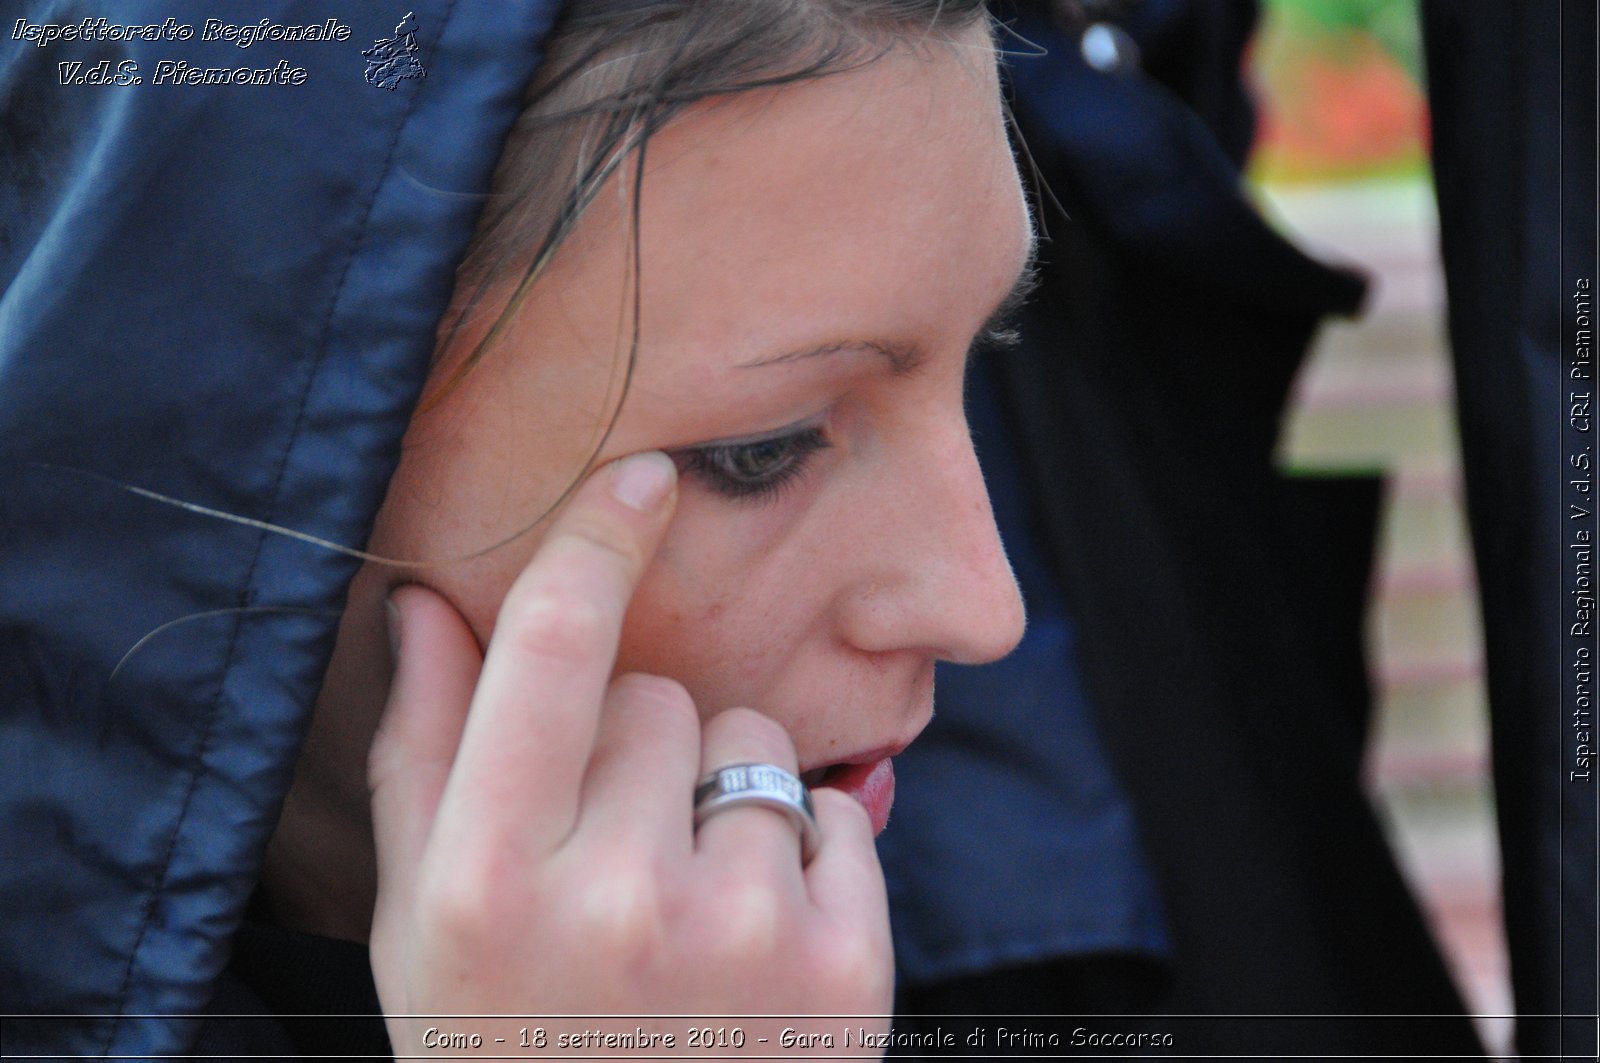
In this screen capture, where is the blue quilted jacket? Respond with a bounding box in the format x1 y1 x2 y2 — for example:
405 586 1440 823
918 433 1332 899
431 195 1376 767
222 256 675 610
0 3 562 1056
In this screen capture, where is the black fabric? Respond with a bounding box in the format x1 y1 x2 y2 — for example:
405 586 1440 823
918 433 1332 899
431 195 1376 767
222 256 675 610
193 922 390 1062
1422 2 1599 1057
988 2 1484 1055
890 955 1169 1059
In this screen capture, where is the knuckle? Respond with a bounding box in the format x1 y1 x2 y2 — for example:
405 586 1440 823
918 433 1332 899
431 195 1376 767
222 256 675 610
612 673 696 720
560 517 648 574
706 707 795 765
610 674 702 749
501 593 612 667
702 879 786 958
414 842 534 945
417 870 499 947
570 863 663 952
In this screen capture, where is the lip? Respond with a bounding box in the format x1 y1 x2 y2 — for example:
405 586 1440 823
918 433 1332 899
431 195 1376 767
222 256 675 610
800 664 930 837
812 757 896 835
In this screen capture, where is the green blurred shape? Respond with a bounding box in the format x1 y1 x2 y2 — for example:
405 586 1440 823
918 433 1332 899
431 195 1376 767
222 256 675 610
1269 0 1422 81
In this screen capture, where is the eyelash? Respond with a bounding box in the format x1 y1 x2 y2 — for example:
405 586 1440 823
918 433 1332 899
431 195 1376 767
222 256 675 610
671 319 1018 506
676 426 831 504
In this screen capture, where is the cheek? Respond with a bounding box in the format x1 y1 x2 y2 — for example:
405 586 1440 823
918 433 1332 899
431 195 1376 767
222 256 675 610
613 501 820 712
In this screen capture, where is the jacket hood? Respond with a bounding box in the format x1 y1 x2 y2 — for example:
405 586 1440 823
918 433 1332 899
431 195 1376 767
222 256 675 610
0 2 562 1055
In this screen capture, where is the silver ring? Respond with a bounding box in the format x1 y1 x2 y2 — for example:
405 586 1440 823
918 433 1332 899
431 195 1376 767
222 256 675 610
693 763 820 863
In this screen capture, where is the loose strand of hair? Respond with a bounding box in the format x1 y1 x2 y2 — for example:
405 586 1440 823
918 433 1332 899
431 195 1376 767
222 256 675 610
108 605 342 684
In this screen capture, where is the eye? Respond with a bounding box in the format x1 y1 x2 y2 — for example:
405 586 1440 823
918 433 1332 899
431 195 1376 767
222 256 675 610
675 426 831 504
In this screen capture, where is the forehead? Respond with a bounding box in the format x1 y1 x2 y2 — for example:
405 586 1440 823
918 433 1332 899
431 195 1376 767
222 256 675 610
530 29 1029 374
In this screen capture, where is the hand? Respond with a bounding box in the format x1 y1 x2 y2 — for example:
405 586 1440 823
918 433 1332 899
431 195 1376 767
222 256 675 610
368 452 893 1056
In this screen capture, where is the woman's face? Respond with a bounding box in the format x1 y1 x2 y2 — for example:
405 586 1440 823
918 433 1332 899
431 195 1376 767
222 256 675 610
345 29 1031 828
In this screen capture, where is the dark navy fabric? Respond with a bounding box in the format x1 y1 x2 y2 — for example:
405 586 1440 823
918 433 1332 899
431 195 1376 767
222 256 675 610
1005 3 1364 321
0 2 562 1056
879 353 1170 981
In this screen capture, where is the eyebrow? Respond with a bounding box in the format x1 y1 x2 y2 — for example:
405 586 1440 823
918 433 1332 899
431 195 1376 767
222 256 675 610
735 252 1041 376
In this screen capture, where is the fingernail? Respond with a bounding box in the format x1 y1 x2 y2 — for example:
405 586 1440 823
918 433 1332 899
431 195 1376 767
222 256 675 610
609 451 676 511
384 596 402 661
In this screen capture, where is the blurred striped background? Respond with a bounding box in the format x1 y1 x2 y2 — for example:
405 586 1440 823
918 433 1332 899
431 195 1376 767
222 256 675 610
1249 0 1510 1052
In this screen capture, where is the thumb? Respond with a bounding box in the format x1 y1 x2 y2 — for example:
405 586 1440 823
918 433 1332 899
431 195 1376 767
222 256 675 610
368 583 483 926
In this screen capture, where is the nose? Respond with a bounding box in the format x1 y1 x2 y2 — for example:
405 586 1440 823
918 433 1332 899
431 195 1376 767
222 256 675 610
837 420 1026 665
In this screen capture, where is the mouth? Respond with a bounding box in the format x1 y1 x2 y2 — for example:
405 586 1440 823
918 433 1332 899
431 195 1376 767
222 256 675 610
794 664 932 837
799 764 843 788
799 750 902 835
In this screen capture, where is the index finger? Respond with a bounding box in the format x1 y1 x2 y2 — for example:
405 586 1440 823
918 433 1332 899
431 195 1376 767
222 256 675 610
433 450 679 862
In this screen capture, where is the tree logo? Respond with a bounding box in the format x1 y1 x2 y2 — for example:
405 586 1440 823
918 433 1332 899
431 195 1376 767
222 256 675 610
363 13 425 90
